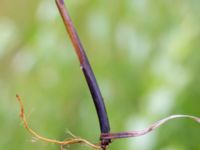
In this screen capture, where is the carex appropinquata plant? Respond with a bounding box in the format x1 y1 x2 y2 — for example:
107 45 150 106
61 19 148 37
16 0 200 150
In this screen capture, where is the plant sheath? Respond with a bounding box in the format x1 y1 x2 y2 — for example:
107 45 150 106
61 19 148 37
55 0 111 140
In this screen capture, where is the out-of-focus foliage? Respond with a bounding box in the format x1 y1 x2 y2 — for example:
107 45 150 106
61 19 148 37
0 0 200 150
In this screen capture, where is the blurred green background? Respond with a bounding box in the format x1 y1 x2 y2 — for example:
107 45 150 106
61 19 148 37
1 0 200 150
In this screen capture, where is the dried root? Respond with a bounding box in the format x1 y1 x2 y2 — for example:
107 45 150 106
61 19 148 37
101 115 200 140
16 94 101 150
16 94 200 149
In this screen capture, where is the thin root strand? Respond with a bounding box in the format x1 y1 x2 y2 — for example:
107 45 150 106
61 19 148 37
16 94 101 150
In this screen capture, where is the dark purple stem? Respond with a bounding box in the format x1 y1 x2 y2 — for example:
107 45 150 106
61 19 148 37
55 0 111 147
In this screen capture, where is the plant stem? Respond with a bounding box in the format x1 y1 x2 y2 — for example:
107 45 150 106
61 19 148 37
55 1 111 146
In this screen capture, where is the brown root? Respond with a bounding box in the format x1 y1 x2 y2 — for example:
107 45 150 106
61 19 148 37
16 94 101 150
